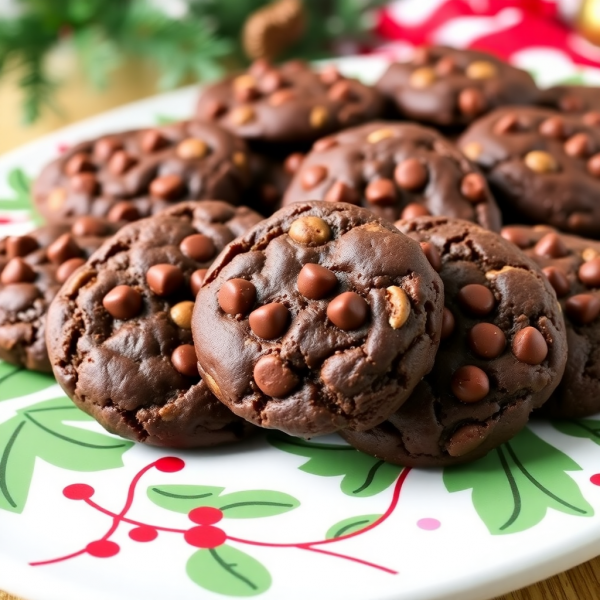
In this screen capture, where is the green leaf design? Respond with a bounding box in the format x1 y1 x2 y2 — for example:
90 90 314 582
187 545 271 597
552 419 600 444
0 363 55 402
267 432 402 497
443 428 593 535
148 484 299 518
154 113 178 125
0 168 33 211
214 490 300 518
557 72 587 85
148 484 226 514
0 397 133 513
326 514 382 539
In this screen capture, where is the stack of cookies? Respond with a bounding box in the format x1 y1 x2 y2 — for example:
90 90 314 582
5 46 600 468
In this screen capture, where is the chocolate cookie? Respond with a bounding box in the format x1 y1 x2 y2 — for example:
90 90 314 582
502 224 600 418
195 60 385 147
282 122 501 230
246 151 300 216
376 46 538 130
0 217 120 372
458 106 600 236
539 84 600 117
34 121 251 223
46 201 263 448
341 217 567 467
192 202 444 438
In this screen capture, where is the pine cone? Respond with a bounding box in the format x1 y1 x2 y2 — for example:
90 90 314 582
242 0 306 60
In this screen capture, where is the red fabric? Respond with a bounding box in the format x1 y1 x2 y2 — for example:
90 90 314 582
374 0 600 69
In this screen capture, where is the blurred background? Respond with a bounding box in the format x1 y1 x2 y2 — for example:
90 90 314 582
0 0 598 154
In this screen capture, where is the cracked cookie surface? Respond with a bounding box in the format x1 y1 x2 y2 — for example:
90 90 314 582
502 224 600 418
282 121 501 230
46 201 263 448
192 201 444 438
341 217 567 467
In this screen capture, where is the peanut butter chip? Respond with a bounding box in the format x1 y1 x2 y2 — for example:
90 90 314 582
524 150 558 173
233 152 247 169
409 67 436 88
462 142 483 161
583 247 599 262
48 188 67 211
367 128 394 144
176 138 208 159
231 105 255 125
288 216 332 246
386 286 411 329
170 301 194 329
310 106 328 129
465 60 497 79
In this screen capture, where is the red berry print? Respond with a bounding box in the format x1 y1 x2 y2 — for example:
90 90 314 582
590 474 600 486
184 525 227 549
129 526 158 542
189 506 223 526
63 483 95 500
86 540 120 558
155 457 185 473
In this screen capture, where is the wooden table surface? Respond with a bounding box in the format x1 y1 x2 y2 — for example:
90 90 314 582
2 554 600 599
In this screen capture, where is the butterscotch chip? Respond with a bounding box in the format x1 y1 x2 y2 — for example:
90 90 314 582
288 216 332 245
177 138 208 159
409 67 436 89
367 128 394 144
466 60 497 79
310 106 328 129
231 105 255 125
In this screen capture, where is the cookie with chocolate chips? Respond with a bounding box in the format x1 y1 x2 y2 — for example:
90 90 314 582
341 217 567 467
376 46 538 130
282 121 501 229
502 224 600 418
34 121 251 223
539 85 600 118
46 201 263 448
195 60 385 147
0 216 120 372
192 202 444 438
458 106 600 237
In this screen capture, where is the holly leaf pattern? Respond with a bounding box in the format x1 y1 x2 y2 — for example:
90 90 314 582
443 428 593 535
552 419 600 445
0 397 133 513
326 514 382 539
0 168 33 211
267 432 402 497
0 363 55 402
148 484 299 518
154 113 178 125
187 545 271 597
